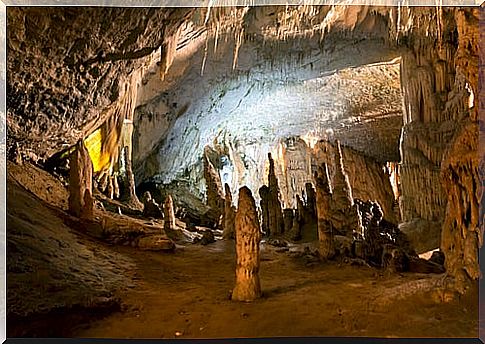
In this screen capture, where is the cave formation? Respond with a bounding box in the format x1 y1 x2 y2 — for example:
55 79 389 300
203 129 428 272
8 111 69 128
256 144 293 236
4 4 483 339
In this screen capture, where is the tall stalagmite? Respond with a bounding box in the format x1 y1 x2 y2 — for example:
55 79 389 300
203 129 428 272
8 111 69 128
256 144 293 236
232 186 262 302
259 185 270 236
315 163 334 260
331 141 359 237
203 150 225 222
223 183 236 240
121 146 143 210
267 153 284 236
68 140 94 220
164 194 176 231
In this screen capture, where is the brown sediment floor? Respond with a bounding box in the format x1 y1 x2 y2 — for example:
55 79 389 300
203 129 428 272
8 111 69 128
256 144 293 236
6 162 478 339
74 240 478 339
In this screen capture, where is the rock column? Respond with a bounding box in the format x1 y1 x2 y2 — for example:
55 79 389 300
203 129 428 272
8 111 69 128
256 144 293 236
164 194 176 231
315 163 334 260
267 153 284 236
232 186 262 302
223 183 236 240
259 185 270 236
68 140 94 220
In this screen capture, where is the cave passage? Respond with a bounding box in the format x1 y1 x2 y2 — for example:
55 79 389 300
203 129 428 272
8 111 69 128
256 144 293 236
5 5 482 339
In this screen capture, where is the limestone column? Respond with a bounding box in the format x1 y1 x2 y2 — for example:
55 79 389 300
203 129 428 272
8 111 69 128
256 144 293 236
315 163 334 260
203 151 225 221
283 209 294 233
232 186 262 302
259 185 270 236
164 194 176 231
121 146 143 210
68 139 94 220
223 183 236 240
267 153 284 235
332 141 353 210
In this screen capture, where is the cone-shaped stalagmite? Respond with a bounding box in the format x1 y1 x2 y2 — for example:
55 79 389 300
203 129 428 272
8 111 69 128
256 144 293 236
267 153 284 236
331 141 359 238
203 150 225 221
232 186 262 302
121 146 143 210
223 183 236 240
69 139 94 220
333 141 353 210
315 163 334 260
164 194 176 231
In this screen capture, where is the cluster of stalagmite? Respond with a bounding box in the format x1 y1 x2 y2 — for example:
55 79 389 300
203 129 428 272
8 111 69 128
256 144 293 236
232 186 262 302
142 191 164 219
329 141 360 238
68 140 94 220
259 153 285 237
314 163 334 260
313 140 397 225
223 183 236 240
163 194 176 232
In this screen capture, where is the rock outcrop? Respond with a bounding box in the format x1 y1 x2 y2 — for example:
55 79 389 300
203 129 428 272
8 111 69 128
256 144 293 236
232 186 262 302
441 121 480 293
68 140 94 220
313 140 397 225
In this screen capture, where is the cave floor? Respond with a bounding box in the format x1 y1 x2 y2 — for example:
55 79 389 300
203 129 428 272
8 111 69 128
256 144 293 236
6 162 478 339
73 240 478 339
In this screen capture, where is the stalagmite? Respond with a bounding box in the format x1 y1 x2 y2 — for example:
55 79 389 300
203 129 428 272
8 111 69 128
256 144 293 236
164 194 176 232
283 209 294 233
232 186 262 302
329 141 359 238
332 141 353 210
259 185 270 236
314 163 334 260
142 191 164 219
223 183 236 240
68 139 94 220
203 151 225 222
121 146 143 210
305 182 317 219
267 153 284 236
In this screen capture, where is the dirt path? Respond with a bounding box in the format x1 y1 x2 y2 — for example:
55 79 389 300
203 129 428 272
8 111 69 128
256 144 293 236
73 240 478 339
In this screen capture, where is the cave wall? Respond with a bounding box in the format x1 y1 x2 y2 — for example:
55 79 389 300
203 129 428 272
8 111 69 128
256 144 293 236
395 7 480 291
7 7 193 162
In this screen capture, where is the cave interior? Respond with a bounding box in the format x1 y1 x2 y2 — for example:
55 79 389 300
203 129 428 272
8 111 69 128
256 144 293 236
4 4 484 339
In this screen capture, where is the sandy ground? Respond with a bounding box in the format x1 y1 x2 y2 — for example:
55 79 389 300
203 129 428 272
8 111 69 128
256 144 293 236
6 161 479 339
74 240 478 339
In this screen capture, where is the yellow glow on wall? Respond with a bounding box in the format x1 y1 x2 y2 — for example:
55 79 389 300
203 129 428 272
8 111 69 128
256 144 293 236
84 129 112 173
